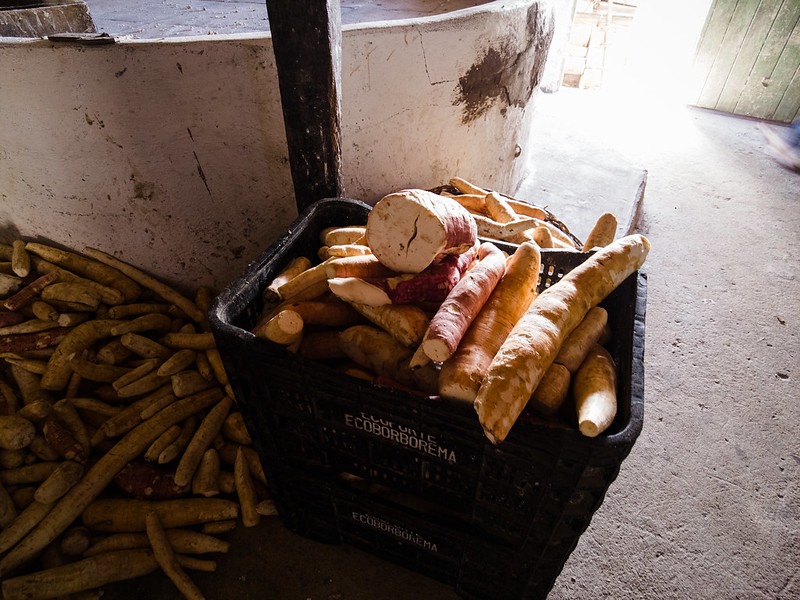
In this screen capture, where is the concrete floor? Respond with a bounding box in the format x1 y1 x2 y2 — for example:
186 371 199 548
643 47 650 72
65 2 800 598
525 89 800 600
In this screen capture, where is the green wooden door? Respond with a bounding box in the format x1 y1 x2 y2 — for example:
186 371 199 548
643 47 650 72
689 0 800 123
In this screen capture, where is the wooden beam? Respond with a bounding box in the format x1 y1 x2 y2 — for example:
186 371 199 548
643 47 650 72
265 0 344 212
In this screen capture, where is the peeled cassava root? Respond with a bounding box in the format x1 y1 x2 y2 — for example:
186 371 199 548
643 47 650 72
474 234 650 444
0 239 272 598
573 344 618 437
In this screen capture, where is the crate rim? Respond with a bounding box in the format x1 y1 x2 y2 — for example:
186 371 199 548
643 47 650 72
210 197 369 326
208 197 645 450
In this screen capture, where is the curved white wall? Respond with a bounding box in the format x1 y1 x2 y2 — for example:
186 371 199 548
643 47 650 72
0 0 553 291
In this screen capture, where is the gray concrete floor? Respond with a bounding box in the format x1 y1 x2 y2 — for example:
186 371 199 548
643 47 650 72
529 88 799 600
71 2 800 598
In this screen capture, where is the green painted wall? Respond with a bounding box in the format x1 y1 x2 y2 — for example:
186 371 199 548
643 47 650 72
690 0 800 122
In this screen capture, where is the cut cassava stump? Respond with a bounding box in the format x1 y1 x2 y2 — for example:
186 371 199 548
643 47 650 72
574 344 618 438
366 189 477 274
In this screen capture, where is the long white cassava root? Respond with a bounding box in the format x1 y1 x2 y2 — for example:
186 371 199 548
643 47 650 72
474 234 650 444
1 549 161 600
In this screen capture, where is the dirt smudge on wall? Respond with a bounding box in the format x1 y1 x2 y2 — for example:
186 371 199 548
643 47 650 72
455 4 554 124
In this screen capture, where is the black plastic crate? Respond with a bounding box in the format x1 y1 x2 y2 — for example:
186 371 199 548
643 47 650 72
209 197 647 599
265 468 564 600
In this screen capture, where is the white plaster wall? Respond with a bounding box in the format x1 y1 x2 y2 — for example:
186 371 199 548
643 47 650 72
539 0 577 93
0 37 293 293
0 0 553 292
342 2 553 201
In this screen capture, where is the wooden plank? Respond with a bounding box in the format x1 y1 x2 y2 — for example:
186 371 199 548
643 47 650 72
715 0 782 114
773 62 800 122
696 0 762 110
688 0 735 106
264 0 344 212
735 5 800 120
733 1 800 120
758 20 800 120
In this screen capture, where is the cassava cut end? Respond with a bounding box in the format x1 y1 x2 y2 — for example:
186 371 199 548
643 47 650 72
366 189 477 274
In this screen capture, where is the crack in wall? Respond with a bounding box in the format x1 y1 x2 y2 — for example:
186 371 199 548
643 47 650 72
417 28 456 86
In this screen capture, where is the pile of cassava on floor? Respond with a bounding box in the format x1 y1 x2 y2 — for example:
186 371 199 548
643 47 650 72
0 240 272 599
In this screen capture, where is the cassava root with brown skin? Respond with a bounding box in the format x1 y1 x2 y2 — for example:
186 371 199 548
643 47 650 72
263 256 312 304
419 242 506 363
25 243 142 304
145 511 206 600
347 302 430 347
0 389 223 575
318 244 372 260
80 247 204 325
583 212 618 250
83 528 230 557
1 548 162 600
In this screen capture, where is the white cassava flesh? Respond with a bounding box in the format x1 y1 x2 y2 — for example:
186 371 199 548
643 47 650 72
574 344 618 437
366 189 477 274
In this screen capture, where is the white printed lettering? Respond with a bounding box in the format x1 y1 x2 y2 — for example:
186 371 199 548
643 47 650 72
343 413 457 465
350 511 438 553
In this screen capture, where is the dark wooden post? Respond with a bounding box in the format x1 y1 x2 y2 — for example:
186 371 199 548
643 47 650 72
264 0 344 212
